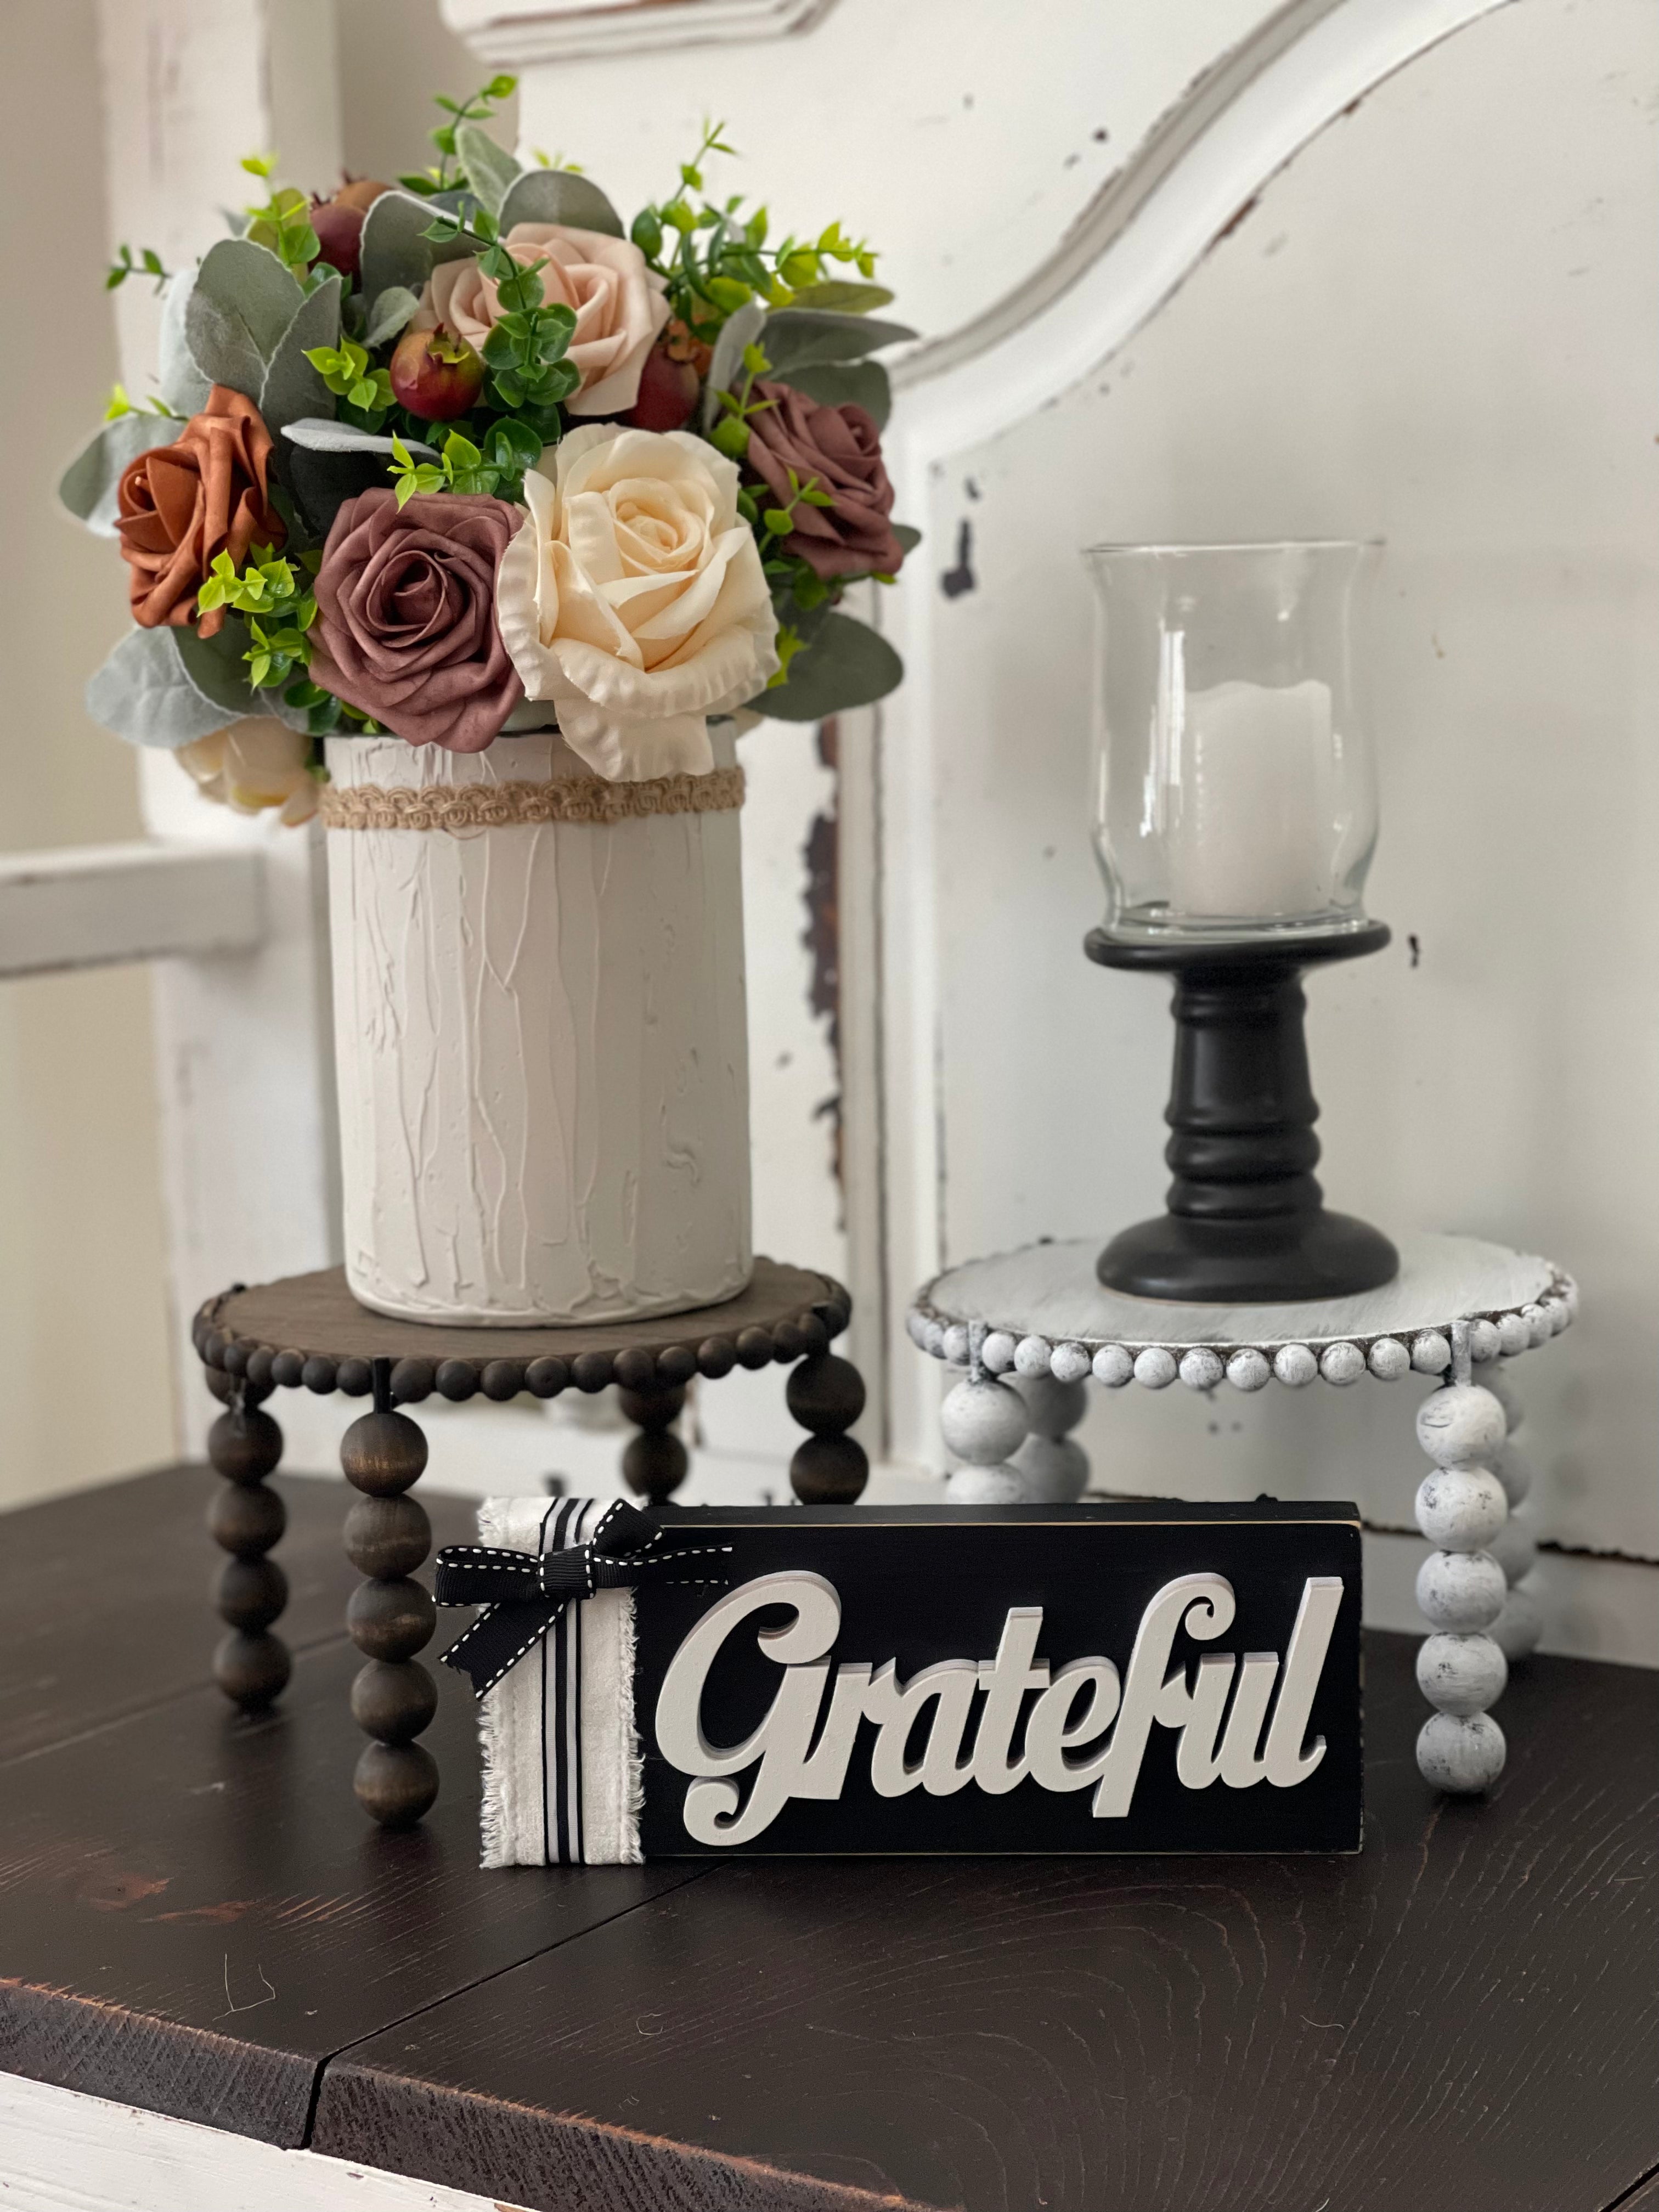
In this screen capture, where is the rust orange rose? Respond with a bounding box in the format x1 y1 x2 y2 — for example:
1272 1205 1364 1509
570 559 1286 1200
115 386 285 638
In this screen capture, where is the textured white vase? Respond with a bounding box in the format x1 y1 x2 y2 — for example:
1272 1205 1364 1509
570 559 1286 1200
323 727 752 1325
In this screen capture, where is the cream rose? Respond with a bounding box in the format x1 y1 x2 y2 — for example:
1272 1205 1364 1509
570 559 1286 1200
176 720 318 825
413 225 670 416
495 424 779 782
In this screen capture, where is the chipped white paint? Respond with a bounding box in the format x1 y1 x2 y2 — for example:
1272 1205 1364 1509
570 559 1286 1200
442 0 835 67
0 2069 524 2212
0 843 263 977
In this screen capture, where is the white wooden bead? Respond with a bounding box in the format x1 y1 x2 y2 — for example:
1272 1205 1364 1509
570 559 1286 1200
1178 1347 1224 1391
923 1319 947 1357
941 1323 971 1367
1319 1341 1365 1387
981 1330 1018 1373
1092 1344 1133 1388
1012 1432 1090 1503
1410 1331 1452 1375
906 1310 930 1348
1273 1344 1317 1388
1522 1303 1551 1348
944 1464 1026 1505
1415 1384 1505 1467
1482 1365 1522 1434
1492 1439 1533 1507
1050 1341 1093 1386
1417 1710 1506 1794
940 1376 1029 1465
1013 1334 1053 1378
1564 1279 1580 1320
1490 1582 1544 1660
1014 1372 1088 1437
1416 1632 1508 1716
1469 1317 1502 1363
1497 1312 1530 1357
1415 1467 1507 1551
1368 1336 1409 1380
1133 1346 1177 1390
1488 1510 1537 1584
1547 1297 1571 1336
1416 1548 1506 1632
1226 1348 1271 1392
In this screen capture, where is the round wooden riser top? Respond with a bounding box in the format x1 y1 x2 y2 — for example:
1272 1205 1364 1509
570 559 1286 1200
910 1232 1575 1390
198 1259 849 1405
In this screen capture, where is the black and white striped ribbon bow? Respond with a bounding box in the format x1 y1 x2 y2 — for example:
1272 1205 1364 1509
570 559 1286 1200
435 1500 728 1697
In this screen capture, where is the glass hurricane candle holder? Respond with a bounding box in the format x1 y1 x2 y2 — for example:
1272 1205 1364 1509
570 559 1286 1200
1082 540 1397 1304
1087 540 1380 943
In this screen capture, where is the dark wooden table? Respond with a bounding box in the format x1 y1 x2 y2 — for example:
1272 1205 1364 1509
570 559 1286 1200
1 1465 1655 2212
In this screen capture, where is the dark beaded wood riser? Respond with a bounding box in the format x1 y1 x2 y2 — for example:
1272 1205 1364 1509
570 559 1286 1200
341 1401 439 1829
207 1400 291 1711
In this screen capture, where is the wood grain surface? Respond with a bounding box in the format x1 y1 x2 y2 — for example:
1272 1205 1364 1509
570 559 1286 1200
216 1256 838 1365
0 1635 698 2145
313 1635 1659 2212
0 1466 469 1762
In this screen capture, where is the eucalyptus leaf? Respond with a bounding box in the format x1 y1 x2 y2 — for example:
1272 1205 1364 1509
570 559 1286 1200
773 358 891 430
753 611 904 723
174 618 259 717
359 189 478 314
761 309 916 376
364 285 421 347
158 270 211 417
259 272 342 437
781 280 896 316
893 522 922 556
58 414 170 537
454 122 520 221
702 300 766 431
185 239 306 394
499 167 623 240
85 627 244 749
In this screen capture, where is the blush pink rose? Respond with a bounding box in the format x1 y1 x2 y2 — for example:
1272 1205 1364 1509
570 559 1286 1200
308 490 523 753
413 225 670 417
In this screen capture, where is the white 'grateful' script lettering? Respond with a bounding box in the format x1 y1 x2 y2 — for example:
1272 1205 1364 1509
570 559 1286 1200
654 1571 1344 1847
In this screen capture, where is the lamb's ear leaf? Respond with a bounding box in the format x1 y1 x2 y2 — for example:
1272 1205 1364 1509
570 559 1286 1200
760 309 916 375
771 358 891 430
185 238 307 393
454 122 521 221
259 272 342 437
159 270 212 417
358 188 478 311
85 627 246 749
778 280 896 316
279 419 437 539
58 415 170 538
173 619 261 718
752 611 904 723
498 166 623 240
701 300 766 431
364 285 421 347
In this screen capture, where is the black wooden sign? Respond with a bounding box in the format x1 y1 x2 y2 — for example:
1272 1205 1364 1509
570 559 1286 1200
633 1501 1362 1856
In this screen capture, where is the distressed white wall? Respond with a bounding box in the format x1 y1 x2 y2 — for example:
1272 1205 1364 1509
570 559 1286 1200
914 0 1657 1637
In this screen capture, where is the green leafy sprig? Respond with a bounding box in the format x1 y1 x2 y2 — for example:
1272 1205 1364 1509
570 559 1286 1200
240 156 325 286
387 420 544 507
105 244 171 294
103 384 179 423
420 200 578 426
630 121 882 334
196 546 318 691
400 75 517 196
303 335 396 428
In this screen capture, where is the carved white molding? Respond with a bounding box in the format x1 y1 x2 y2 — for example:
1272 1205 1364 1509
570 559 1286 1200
876 0 1518 1472
441 0 837 67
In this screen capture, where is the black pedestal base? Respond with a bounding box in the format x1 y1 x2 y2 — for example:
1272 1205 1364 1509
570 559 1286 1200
1087 923 1400 1306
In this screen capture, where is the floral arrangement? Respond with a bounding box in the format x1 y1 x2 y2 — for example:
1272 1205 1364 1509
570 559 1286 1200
61 92 917 819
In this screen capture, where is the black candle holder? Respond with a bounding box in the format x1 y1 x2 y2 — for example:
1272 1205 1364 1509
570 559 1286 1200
1088 921 1399 1304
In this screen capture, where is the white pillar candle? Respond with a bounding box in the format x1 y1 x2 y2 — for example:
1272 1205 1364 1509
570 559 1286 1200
1166 677 1336 921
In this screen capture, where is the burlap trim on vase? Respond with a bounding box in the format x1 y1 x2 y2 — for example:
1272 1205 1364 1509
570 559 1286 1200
319 764 746 832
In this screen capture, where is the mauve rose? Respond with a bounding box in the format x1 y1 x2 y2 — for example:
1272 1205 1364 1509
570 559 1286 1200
115 385 284 637
743 381 904 582
308 490 524 753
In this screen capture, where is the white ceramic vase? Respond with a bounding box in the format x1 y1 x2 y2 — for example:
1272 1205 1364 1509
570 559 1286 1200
323 727 752 1325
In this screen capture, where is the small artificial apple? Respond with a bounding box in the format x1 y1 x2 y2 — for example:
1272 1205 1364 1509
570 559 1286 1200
309 178 394 283
390 324 486 420
623 342 701 432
